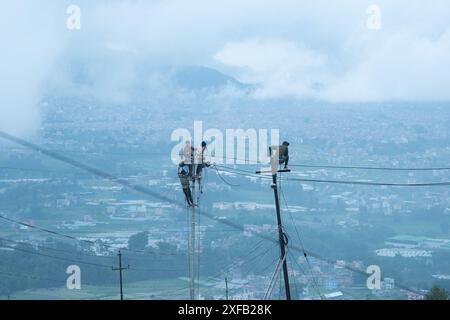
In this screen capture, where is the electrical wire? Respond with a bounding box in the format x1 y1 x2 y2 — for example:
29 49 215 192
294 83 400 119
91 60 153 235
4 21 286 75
212 165 240 187
1 241 184 273
0 269 102 288
0 214 185 257
0 244 112 269
278 175 324 300
215 164 450 187
213 155 450 172
5 145 449 172
0 131 430 296
289 163 450 171
206 240 278 289
0 270 66 285
0 237 114 261
285 177 450 187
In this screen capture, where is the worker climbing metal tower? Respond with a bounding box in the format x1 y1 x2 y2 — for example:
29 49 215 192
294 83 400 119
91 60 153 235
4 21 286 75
179 140 211 300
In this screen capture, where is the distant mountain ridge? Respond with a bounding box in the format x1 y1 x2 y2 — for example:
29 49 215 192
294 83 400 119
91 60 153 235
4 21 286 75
60 57 252 93
170 66 251 90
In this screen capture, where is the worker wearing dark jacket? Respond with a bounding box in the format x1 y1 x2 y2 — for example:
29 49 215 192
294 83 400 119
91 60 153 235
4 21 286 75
178 168 195 206
269 141 290 169
195 141 210 178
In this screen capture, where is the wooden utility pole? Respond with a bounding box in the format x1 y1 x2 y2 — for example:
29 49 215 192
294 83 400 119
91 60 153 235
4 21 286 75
112 250 130 300
256 167 292 300
271 171 291 300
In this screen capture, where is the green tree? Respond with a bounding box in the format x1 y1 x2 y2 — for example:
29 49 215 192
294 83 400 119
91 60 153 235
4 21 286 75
156 241 177 254
128 231 149 251
425 285 449 300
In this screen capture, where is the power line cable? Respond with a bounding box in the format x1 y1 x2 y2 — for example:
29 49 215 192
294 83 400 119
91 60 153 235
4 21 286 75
0 244 112 269
1 241 182 273
0 237 114 261
206 240 277 288
5 145 448 172
212 165 240 187
215 164 450 187
0 215 185 257
213 155 450 172
0 269 102 287
0 269 66 285
278 175 324 300
0 131 427 295
289 163 450 171
285 177 450 187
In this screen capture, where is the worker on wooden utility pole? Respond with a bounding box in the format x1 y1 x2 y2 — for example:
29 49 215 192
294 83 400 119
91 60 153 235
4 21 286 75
269 141 290 171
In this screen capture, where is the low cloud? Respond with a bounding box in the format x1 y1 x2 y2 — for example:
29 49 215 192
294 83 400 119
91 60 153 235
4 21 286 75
0 2 67 137
214 39 331 99
326 29 450 102
212 0 450 102
214 29 450 102
2 0 450 139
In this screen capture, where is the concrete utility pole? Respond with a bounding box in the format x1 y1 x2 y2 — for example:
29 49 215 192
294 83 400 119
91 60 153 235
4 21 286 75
112 250 130 300
256 166 292 300
271 171 291 300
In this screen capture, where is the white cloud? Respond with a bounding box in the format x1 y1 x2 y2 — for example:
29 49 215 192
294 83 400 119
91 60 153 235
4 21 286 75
212 1 450 101
0 1 67 137
326 28 450 101
214 39 331 98
2 0 450 139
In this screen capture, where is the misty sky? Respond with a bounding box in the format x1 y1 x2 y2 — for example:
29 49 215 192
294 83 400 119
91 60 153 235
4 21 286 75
1 0 450 136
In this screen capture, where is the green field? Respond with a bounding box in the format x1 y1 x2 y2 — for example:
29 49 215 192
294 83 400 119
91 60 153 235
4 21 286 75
1 275 241 300
2 278 191 300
